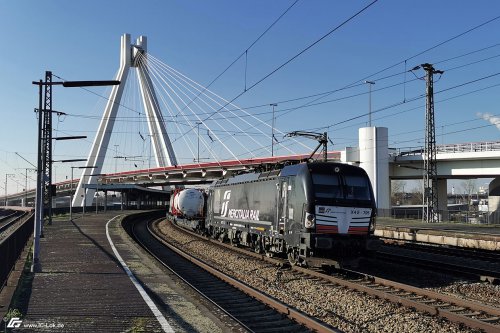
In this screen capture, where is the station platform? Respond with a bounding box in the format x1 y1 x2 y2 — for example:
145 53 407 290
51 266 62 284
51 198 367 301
376 218 500 251
13 211 236 332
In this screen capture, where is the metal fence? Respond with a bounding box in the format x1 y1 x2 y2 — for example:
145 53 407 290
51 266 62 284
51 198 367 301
0 213 33 291
394 140 500 157
381 207 500 224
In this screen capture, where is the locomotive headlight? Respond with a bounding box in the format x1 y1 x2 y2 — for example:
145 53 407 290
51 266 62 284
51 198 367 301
305 213 315 228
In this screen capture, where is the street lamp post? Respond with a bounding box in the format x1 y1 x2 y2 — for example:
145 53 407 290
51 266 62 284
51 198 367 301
82 173 102 216
114 145 119 173
4 174 15 206
96 181 99 214
31 72 119 272
148 134 153 170
196 122 201 163
270 103 278 157
16 168 36 207
364 81 375 127
70 165 96 221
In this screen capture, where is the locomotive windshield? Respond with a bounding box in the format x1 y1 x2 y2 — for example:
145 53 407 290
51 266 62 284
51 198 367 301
344 175 371 200
311 172 372 202
311 174 343 199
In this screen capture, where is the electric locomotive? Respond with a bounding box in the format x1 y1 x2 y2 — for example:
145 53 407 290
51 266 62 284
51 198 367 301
205 161 376 265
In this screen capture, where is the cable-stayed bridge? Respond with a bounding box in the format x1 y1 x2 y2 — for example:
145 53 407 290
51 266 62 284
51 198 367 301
71 34 318 207
4 34 500 222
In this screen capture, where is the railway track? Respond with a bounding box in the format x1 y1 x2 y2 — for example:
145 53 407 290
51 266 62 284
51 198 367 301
371 243 500 284
0 211 28 237
125 215 335 333
161 217 500 333
380 238 500 262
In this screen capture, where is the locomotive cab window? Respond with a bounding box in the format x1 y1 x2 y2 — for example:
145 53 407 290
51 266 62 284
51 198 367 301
311 173 343 199
344 175 371 201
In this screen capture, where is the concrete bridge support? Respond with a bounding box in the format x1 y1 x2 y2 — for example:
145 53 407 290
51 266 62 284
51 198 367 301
488 177 500 223
359 127 390 217
437 178 448 221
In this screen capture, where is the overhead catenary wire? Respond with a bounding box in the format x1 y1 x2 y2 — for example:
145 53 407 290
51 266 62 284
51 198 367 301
145 52 309 155
64 40 500 124
180 0 301 113
170 0 380 144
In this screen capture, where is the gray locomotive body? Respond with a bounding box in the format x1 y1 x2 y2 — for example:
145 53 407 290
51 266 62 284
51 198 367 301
204 161 376 264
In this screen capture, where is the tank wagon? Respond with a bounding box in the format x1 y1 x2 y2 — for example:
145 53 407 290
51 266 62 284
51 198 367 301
169 188 206 230
169 161 377 266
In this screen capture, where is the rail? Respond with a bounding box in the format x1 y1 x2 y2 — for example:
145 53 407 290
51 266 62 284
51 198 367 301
149 217 336 332
0 212 33 292
394 140 500 156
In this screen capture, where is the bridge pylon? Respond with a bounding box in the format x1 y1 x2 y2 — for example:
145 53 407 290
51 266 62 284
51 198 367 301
72 34 177 207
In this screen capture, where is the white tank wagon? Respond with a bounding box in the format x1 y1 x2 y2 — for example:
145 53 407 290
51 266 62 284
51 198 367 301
175 188 205 219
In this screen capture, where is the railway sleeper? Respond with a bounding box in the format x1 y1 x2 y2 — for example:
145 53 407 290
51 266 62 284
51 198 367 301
206 293 250 302
246 317 300 330
235 309 284 320
222 303 268 312
408 295 425 300
461 311 482 316
419 299 438 304
481 316 500 323
448 307 466 312
216 298 261 307
256 323 308 333
199 284 238 291
435 302 452 307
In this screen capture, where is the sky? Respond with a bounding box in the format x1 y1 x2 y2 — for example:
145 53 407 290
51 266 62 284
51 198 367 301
1 0 500 195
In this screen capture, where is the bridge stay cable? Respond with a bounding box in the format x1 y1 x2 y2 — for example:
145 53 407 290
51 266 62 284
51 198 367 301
138 55 234 165
145 54 275 157
146 53 312 154
140 53 249 164
143 52 312 159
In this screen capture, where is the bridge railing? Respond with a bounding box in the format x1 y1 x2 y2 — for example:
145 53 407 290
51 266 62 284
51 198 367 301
394 140 500 156
382 207 499 224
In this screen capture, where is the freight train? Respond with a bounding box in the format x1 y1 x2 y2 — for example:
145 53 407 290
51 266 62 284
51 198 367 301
168 161 377 266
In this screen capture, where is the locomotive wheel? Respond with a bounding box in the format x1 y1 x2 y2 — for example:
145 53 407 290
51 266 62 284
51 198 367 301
253 238 263 254
230 237 239 247
287 249 299 266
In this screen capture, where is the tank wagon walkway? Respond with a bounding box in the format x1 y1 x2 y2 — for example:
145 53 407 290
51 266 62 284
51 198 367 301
17 211 232 332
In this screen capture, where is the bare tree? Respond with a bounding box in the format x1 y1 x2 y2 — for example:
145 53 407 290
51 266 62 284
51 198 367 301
408 185 423 205
391 180 404 205
461 179 477 209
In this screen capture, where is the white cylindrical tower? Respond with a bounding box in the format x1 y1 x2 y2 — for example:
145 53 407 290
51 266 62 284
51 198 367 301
359 127 390 216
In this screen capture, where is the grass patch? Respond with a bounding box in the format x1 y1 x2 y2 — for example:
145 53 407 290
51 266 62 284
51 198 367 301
129 317 149 333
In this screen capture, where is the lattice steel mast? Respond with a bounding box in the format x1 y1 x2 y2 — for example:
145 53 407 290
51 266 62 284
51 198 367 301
422 63 443 223
42 71 53 225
